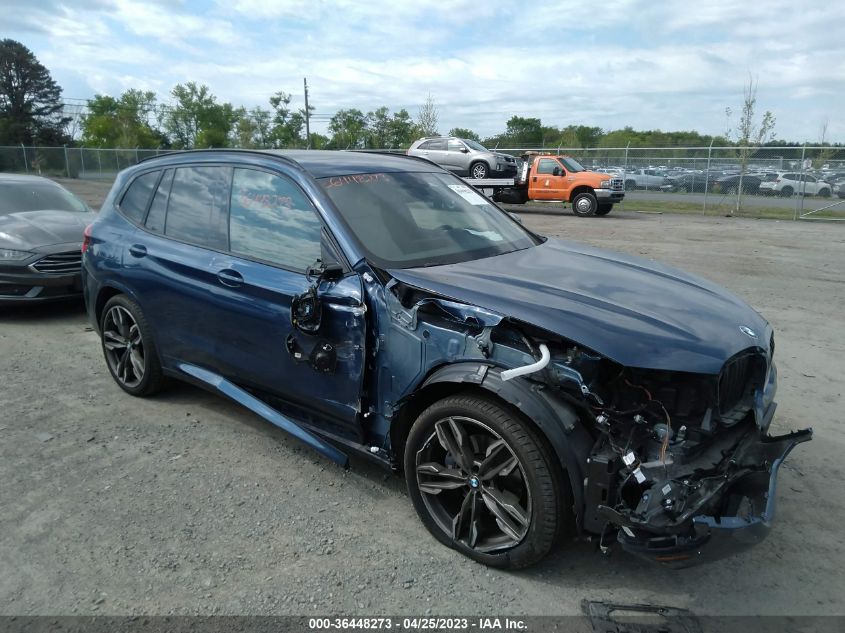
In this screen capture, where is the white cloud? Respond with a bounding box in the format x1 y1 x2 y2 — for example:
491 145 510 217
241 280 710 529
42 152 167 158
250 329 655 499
4 0 844 142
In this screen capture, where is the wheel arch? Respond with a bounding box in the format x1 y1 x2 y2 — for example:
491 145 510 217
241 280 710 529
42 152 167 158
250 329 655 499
568 185 595 202
391 361 593 531
94 284 126 328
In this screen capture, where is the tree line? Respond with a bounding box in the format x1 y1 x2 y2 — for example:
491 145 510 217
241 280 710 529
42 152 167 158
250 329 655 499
2 38 838 152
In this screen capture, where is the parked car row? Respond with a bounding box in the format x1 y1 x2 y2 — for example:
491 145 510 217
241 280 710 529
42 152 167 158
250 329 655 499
0 174 95 305
586 165 840 197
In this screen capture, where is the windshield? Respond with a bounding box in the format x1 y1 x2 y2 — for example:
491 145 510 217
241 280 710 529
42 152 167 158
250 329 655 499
558 157 585 172
463 139 488 152
319 171 538 269
0 182 90 214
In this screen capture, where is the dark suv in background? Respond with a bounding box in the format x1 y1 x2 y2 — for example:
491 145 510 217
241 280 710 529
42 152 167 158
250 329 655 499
82 150 810 569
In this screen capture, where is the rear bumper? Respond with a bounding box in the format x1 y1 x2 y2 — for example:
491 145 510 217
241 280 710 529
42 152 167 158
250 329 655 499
615 427 812 567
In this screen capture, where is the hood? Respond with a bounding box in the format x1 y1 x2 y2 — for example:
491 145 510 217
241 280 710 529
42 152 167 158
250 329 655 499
387 238 770 374
0 210 96 250
493 152 515 162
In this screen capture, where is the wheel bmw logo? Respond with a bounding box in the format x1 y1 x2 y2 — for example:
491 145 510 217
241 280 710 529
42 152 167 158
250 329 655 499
739 325 757 338
469 476 480 489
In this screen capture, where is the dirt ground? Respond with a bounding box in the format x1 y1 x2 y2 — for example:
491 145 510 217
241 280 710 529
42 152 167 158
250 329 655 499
1 178 843 617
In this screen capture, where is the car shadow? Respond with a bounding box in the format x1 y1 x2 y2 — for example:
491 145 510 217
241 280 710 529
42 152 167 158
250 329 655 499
0 299 87 323
148 380 406 494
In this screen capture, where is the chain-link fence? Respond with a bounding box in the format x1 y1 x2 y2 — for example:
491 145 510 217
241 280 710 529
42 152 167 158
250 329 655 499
3 144 844 219
0 145 171 180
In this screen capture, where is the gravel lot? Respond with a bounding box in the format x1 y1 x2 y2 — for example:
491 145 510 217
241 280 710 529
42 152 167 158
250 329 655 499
1 178 843 617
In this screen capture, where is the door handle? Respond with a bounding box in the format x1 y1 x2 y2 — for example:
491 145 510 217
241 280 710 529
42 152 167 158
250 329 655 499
216 269 243 287
128 244 147 258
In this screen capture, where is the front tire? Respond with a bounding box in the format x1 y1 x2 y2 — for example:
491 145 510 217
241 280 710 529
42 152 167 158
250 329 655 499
100 294 163 397
404 393 566 569
596 203 613 216
571 191 598 217
819 188 831 198
624 179 636 190
470 162 489 179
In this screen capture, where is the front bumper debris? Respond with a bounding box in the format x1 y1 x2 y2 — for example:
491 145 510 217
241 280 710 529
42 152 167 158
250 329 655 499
601 427 812 567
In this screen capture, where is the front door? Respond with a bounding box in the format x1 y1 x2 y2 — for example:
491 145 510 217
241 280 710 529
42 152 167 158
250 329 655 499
532 158 566 200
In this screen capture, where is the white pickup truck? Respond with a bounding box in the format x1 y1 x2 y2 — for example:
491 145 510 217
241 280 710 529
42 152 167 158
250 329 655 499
623 169 670 190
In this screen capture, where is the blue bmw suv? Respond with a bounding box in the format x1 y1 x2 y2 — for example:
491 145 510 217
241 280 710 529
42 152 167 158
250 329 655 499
83 150 810 568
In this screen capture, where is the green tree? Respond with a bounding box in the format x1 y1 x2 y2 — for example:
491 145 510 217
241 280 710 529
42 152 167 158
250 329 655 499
449 127 480 142
366 106 391 148
365 107 416 148
233 106 273 148
163 82 237 149
388 108 415 148
269 91 308 148
0 39 69 145
81 90 163 148
328 108 367 149
504 116 543 146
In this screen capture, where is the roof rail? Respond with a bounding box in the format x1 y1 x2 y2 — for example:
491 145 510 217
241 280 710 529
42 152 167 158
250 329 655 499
136 148 301 169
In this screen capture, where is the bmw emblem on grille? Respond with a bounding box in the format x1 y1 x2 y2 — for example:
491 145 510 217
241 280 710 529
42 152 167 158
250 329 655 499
739 325 757 338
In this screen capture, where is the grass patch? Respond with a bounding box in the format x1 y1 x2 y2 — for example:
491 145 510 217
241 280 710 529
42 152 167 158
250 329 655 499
620 198 845 220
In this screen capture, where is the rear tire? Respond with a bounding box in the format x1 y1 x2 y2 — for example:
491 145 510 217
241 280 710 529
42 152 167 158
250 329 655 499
819 188 831 198
571 191 598 217
100 294 163 397
404 393 566 569
596 204 613 216
781 186 794 197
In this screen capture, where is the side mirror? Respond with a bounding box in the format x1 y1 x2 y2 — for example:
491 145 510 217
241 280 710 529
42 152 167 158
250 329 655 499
294 261 345 334
553 166 562 176
291 286 321 334
509 212 523 224
306 260 344 282
460 147 469 153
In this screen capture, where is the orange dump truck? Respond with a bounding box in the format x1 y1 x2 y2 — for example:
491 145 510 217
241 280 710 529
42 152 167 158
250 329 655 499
465 153 625 216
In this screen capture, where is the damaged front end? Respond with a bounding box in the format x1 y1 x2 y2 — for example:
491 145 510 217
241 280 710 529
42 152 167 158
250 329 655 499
382 277 812 568
577 348 813 567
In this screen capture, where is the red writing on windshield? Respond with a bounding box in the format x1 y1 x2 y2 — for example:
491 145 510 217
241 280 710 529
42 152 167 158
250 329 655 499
323 173 392 188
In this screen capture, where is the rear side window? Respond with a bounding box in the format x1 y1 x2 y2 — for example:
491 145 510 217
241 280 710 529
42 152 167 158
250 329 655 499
417 141 432 150
144 169 174 234
120 171 159 223
164 166 231 250
427 139 447 151
229 168 323 271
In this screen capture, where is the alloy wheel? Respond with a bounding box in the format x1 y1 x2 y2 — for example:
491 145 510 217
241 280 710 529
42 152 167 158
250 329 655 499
415 416 531 553
102 305 145 388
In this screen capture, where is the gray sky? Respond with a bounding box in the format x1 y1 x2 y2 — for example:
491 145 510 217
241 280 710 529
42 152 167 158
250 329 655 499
4 0 844 142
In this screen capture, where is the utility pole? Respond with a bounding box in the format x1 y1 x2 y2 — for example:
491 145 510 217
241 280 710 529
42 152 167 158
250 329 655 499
303 77 311 149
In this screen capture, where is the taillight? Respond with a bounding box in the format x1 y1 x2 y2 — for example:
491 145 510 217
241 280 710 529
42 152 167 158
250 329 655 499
82 224 92 254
